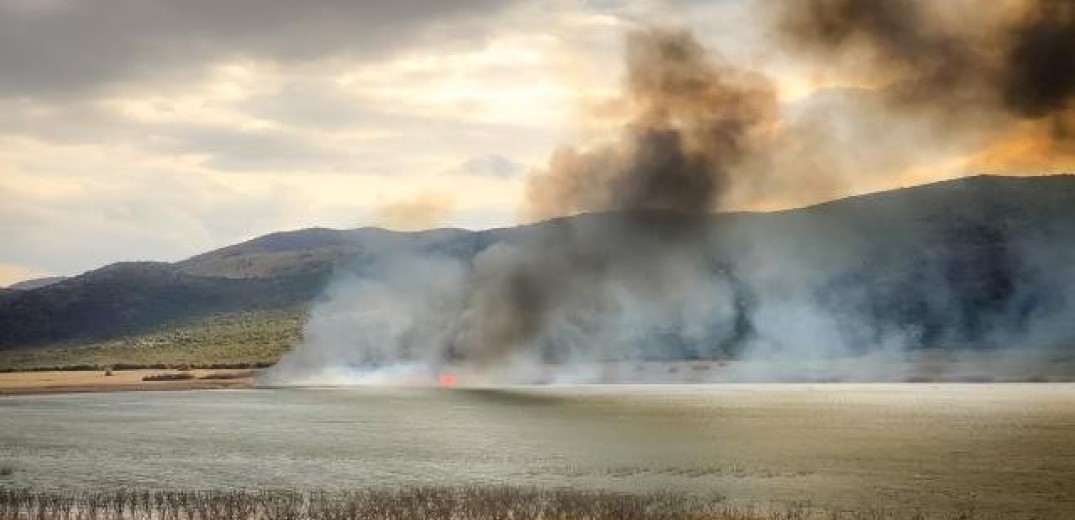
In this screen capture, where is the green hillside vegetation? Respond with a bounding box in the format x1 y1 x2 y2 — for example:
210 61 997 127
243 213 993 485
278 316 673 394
0 262 326 348
0 308 304 371
177 243 346 278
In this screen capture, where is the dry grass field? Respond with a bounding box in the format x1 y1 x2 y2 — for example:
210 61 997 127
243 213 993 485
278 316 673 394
0 369 253 395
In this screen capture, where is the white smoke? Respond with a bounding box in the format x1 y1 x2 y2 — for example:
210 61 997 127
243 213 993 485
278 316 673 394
263 251 468 385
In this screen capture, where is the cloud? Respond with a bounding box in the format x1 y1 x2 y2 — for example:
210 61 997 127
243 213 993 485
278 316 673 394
0 139 306 275
141 124 359 172
453 155 528 178
0 132 524 277
0 0 603 279
0 262 51 287
3 0 1066 284
373 192 458 231
0 0 522 97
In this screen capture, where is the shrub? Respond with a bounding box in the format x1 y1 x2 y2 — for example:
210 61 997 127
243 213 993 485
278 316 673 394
141 372 195 382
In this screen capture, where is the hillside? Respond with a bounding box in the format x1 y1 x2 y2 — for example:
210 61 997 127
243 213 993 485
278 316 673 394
0 309 303 371
0 289 19 306
7 276 68 291
175 227 476 278
1 174 1073 369
0 262 325 348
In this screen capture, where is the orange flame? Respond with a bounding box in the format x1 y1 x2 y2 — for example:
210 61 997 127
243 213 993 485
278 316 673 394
437 373 458 388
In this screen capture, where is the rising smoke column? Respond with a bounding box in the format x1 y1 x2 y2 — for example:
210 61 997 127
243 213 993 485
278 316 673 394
527 27 776 218
267 27 776 382
450 27 777 370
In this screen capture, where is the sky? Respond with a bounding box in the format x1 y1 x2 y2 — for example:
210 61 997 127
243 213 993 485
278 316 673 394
0 0 1069 285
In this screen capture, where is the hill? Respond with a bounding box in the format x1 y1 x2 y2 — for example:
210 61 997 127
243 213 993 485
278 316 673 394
0 309 303 371
175 227 476 278
0 262 325 348
7 276 68 291
1 174 1073 369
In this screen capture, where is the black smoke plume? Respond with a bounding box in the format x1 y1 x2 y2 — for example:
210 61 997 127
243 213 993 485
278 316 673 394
527 28 776 218
457 27 775 368
1004 0 1075 118
779 0 1075 128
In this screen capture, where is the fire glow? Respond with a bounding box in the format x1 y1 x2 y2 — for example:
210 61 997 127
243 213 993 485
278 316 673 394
438 373 458 388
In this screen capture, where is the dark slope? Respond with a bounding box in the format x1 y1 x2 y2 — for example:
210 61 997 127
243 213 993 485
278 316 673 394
0 263 326 347
175 227 475 278
7 276 68 291
0 288 19 305
1 174 1072 351
710 175 1075 353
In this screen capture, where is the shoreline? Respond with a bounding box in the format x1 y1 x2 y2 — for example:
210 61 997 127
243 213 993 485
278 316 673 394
0 369 254 396
2 367 1073 396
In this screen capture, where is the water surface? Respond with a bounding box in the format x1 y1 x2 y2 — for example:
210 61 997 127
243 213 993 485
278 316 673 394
1 384 1072 516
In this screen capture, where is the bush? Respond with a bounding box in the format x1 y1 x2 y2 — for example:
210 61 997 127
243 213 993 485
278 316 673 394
141 372 195 382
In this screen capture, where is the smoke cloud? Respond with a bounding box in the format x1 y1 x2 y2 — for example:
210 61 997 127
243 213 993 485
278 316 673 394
269 28 764 383
1003 0 1075 119
527 27 776 218
266 4 1075 385
373 192 457 231
440 27 776 369
777 0 1074 140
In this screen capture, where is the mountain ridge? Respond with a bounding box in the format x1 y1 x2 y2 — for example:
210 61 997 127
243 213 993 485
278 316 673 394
2 174 1073 356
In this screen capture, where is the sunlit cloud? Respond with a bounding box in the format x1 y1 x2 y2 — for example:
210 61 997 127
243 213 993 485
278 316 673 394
0 0 1068 285
0 263 51 287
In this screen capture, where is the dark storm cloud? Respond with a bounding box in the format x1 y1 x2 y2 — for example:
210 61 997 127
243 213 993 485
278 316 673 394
0 0 519 96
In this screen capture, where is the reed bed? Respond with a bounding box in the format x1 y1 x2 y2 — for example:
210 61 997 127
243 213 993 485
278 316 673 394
0 487 988 520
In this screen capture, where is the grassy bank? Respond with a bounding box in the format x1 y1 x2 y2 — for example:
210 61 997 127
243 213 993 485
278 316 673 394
0 487 1003 520
0 309 303 371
